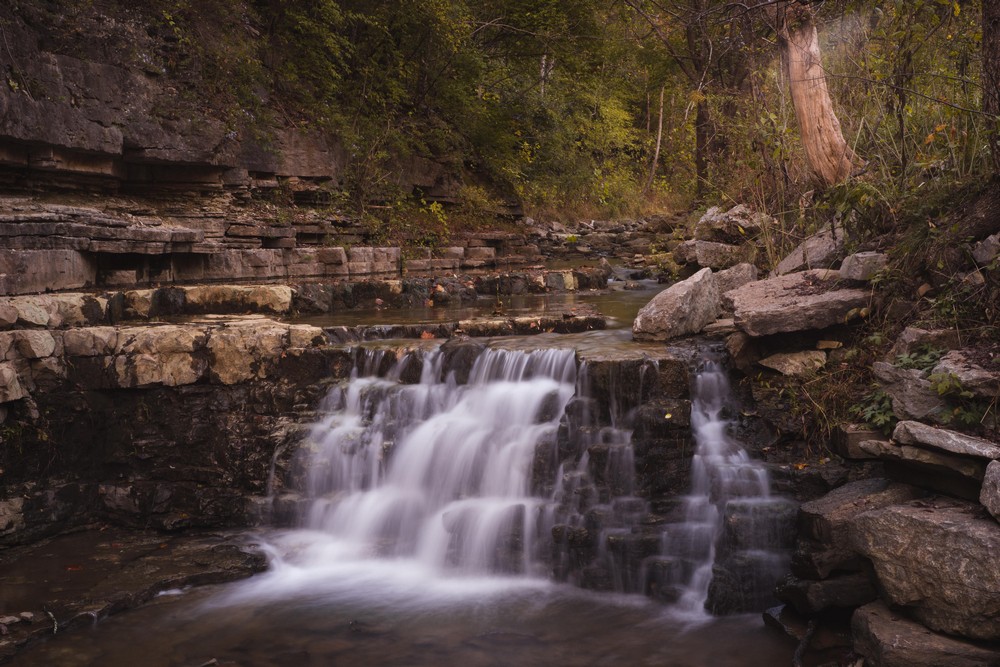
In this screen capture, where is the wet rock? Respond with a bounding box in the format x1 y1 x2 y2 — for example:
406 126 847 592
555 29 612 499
632 268 719 341
790 539 865 580
775 572 877 615
725 331 761 375
0 529 266 662
763 605 852 653
758 350 826 376
707 549 787 614
719 498 799 557
839 251 887 281
729 270 868 337
774 222 844 275
872 362 946 422
892 421 1000 460
853 601 1000 667
850 497 1000 641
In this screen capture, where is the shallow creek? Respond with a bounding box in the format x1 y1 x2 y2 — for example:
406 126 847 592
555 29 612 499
7 281 797 666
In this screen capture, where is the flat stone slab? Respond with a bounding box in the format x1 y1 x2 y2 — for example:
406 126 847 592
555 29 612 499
0 529 265 661
728 270 869 337
851 497 1000 641
893 421 1000 460
853 601 1000 667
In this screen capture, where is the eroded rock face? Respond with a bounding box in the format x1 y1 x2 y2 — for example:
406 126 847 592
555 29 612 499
632 268 720 341
850 498 1000 641
728 270 869 337
853 601 1000 667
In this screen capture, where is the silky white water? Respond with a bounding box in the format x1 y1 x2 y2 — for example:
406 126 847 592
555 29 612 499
299 345 577 577
666 360 773 615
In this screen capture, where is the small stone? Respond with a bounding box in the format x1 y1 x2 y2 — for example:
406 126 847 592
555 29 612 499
18 612 34 623
758 350 826 376
816 340 842 350
839 251 887 281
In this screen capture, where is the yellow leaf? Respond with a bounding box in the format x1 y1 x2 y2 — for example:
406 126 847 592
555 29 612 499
935 123 948 132
924 133 936 145
664 413 673 420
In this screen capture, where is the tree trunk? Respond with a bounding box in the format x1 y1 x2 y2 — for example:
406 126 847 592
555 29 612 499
985 0 1000 175
646 86 665 191
778 2 861 187
695 99 710 198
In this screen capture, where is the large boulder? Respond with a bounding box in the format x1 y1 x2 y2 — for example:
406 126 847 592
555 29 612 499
694 204 768 244
632 268 719 342
728 270 869 337
672 240 744 269
851 498 1000 641
853 601 1000 667
774 222 844 275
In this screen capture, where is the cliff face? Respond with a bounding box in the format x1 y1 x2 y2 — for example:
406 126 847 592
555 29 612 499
0 2 452 199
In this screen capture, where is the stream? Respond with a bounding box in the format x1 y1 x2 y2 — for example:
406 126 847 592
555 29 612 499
8 281 797 666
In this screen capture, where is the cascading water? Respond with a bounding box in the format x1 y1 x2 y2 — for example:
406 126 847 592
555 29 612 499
658 358 793 616
300 345 577 576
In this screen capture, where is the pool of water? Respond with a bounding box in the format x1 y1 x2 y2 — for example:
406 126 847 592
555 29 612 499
13 531 794 667
291 281 666 331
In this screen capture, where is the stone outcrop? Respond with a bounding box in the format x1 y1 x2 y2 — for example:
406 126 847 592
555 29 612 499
774 222 844 275
850 498 1000 641
673 240 745 270
727 270 869 336
632 268 719 341
694 204 767 244
893 421 1000 460
853 601 1000 667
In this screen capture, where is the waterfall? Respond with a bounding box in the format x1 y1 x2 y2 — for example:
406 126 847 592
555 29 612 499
300 345 577 576
658 359 793 616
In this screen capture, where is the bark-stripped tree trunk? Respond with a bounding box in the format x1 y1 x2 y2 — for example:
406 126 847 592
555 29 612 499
985 0 1000 175
646 85 665 191
777 2 862 187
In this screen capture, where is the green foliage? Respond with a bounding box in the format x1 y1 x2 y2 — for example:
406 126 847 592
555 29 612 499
894 346 945 371
850 388 898 435
927 371 990 427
